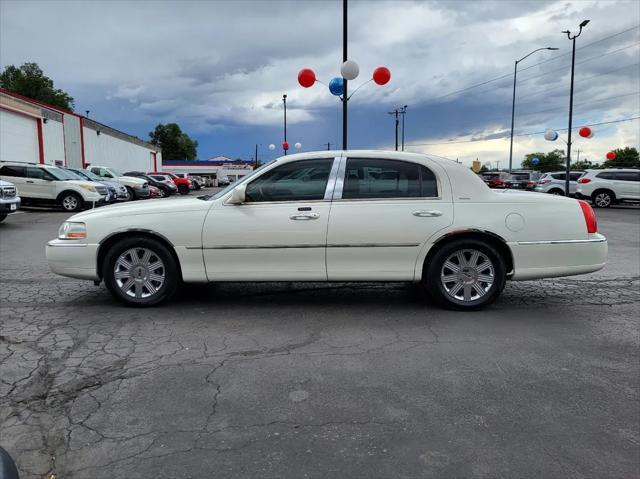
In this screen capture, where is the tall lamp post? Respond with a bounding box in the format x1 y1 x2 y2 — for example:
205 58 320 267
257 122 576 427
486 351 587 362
508 47 558 173
342 0 348 150
282 94 288 155
562 20 590 195
401 105 407 151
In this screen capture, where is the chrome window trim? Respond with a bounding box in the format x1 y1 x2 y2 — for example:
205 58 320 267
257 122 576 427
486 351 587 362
323 156 343 200
516 238 607 245
332 156 442 201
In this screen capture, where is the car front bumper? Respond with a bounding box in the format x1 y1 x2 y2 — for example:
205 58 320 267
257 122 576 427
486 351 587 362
509 234 607 280
46 239 99 280
0 197 21 212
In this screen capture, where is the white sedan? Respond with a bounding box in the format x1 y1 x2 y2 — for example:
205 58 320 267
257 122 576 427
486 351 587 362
47 151 607 310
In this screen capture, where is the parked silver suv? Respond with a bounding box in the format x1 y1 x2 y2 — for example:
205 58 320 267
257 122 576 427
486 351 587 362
534 171 583 196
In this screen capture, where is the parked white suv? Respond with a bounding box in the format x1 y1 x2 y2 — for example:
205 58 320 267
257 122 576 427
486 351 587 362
576 168 640 207
534 171 584 196
87 166 150 200
0 179 21 222
0 162 107 212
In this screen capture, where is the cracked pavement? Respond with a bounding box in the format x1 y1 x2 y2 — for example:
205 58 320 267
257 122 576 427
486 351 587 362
1 205 638 478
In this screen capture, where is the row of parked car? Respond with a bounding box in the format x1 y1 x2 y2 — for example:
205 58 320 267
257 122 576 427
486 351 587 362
480 168 640 207
0 161 218 220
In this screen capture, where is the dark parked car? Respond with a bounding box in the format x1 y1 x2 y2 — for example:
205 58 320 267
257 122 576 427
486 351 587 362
124 171 178 197
505 171 541 190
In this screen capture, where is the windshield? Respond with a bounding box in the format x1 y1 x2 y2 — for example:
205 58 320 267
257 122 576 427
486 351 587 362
204 160 276 201
482 173 500 179
70 169 101 181
48 167 84 181
510 174 530 180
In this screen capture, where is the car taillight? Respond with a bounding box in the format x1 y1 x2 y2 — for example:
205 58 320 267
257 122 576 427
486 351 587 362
527 181 535 187
578 200 597 233
577 178 591 184
538 179 551 185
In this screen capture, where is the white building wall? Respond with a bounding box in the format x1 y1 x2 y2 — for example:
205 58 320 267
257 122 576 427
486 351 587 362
0 108 39 164
42 119 65 166
83 126 156 172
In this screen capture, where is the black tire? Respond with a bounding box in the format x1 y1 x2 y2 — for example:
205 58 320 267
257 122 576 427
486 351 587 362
159 186 169 198
592 190 614 208
0 213 7 223
59 192 84 212
178 184 189 195
423 239 506 311
549 188 565 196
103 237 179 307
125 186 136 201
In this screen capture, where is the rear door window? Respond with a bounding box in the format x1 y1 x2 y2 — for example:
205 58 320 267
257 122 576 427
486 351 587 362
342 158 438 199
0 165 26 177
26 167 45 179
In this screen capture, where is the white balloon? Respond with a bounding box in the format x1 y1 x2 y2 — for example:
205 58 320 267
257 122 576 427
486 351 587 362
294 142 302 149
268 144 276 151
340 60 360 80
544 129 559 141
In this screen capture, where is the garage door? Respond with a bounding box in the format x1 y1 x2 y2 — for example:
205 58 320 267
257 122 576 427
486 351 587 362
0 108 40 164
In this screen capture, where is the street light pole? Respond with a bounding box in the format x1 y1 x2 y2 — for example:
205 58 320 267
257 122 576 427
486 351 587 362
388 109 399 150
508 47 558 174
563 20 590 195
342 0 348 150
283 94 287 156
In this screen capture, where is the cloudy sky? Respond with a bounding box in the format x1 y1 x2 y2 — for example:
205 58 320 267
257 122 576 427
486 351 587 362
1 0 638 167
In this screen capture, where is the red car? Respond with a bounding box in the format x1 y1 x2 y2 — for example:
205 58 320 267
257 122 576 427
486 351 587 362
481 172 509 188
147 171 192 195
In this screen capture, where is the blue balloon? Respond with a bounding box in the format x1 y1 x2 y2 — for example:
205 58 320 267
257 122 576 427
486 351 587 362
532 157 540 166
329 77 344 96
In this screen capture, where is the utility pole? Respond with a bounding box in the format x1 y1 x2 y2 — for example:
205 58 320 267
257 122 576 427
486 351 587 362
325 142 332 150
401 105 407 151
388 109 399 151
496 160 501 170
255 144 259 169
342 0 348 150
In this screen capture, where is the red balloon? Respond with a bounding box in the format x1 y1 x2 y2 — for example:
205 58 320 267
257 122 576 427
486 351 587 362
372 66 391 85
606 151 616 160
298 69 316 88
579 127 593 138
282 141 289 150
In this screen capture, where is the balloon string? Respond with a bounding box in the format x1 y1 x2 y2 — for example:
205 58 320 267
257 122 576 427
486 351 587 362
347 79 373 100
315 79 327 86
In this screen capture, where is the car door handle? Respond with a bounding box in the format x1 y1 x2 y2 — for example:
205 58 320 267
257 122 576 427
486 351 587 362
413 210 443 217
290 213 320 220
26 180 34 184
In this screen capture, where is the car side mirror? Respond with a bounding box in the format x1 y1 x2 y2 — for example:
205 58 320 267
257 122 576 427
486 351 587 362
228 184 246 204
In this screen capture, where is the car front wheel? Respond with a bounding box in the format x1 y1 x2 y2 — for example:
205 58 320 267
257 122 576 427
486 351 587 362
60 192 83 212
424 239 506 310
103 237 179 306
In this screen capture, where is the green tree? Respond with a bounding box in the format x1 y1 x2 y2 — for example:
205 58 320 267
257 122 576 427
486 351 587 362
571 158 597 170
149 123 198 160
602 147 639 169
521 149 565 172
0 62 74 110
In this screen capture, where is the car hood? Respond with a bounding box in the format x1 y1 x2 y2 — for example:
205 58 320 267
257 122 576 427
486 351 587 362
66 180 102 188
98 180 126 189
118 176 147 185
68 197 212 221
0 179 15 187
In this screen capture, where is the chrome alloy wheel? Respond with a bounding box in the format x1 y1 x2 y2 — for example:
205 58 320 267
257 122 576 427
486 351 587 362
114 248 165 298
594 192 611 207
440 249 495 302
62 195 79 211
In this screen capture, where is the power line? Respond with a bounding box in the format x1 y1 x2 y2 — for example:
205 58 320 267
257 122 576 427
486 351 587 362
516 91 639 119
424 24 640 103
517 61 640 100
406 116 640 146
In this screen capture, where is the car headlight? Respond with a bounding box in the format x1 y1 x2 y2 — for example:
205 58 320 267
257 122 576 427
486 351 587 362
58 222 87 240
79 185 97 192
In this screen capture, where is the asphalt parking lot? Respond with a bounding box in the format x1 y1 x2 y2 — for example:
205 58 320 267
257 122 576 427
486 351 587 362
1 194 638 479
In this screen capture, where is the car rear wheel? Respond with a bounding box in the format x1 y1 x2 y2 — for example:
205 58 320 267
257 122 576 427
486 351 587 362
125 186 136 201
103 237 179 306
592 190 614 208
423 239 506 310
60 192 83 212
549 188 565 196
0 214 6 223
178 184 189 195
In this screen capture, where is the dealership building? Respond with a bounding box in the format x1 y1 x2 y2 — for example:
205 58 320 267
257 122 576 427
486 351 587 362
0 89 161 172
